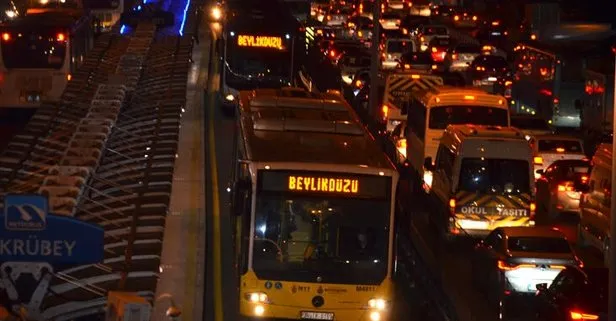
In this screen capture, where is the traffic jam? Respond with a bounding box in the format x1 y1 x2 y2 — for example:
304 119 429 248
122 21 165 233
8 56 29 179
301 0 612 319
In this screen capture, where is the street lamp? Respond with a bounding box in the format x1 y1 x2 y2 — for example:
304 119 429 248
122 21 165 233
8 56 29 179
609 43 616 321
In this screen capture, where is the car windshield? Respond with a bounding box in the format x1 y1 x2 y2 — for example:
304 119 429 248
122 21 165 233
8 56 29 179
401 52 433 64
387 40 412 53
459 158 531 194
428 106 509 129
424 26 447 35
252 195 390 284
538 139 583 153
430 38 451 47
511 117 551 130
507 237 571 253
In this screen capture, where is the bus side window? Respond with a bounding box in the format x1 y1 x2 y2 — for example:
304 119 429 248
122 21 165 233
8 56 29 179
237 163 252 275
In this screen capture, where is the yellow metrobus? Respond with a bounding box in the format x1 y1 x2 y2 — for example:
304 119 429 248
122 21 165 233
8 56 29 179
231 87 399 321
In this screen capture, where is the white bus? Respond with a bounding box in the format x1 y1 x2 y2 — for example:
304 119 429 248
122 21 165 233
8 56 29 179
232 87 399 321
404 87 510 191
0 8 93 107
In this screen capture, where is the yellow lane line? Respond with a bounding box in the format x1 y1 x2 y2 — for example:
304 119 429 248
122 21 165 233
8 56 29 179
207 37 225 321
183 23 211 320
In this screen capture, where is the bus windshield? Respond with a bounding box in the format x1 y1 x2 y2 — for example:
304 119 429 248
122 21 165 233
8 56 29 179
252 195 390 284
428 106 508 129
226 46 291 89
458 158 531 194
0 27 66 69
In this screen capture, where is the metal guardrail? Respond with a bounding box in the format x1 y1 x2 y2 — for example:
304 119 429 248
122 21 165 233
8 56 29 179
0 12 194 318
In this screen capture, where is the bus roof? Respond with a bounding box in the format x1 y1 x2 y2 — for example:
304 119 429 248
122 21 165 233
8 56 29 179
226 0 299 34
238 88 395 170
2 10 83 28
420 86 508 108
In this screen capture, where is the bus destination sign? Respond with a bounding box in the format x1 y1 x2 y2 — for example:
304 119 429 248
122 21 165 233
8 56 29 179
260 171 390 199
237 35 283 49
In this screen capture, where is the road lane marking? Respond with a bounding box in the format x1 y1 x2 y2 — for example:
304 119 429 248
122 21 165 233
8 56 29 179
206 35 224 321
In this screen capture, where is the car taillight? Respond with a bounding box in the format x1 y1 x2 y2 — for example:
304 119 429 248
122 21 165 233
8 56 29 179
381 104 389 118
1 32 9 41
533 156 543 165
448 198 455 216
558 182 574 192
56 33 65 41
451 53 458 60
497 260 534 271
569 311 599 320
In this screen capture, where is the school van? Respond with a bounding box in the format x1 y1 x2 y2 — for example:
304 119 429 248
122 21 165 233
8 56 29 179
427 124 536 239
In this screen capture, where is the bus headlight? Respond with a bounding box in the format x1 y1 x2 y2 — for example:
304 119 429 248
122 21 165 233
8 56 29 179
245 292 269 303
369 311 381 321
211 6 222 21
368 298 387 310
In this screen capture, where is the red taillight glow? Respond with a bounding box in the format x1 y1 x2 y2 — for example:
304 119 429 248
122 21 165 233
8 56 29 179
581 175 589 183
57 33 65 41
497 260 535 271
569 311 599 320
1 32 9 41
558 183 574 192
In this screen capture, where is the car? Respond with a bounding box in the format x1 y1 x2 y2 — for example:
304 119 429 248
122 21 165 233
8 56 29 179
472 227 583 317
379 11 402 30
445 43 481 72
415 24 449 51
397 51 436 72
468 54 512 92
324 6 353 26
531 135 586 179
535 267 607 321
535 159 591 221
338 49 371 85
451 9 478 28
382 38 414 69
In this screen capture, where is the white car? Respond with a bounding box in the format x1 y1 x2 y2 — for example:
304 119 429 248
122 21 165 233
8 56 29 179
379 12 402 30
531 135 586 179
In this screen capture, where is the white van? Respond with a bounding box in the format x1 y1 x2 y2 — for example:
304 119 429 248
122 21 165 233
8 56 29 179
579 143 611 266
428 125 535 239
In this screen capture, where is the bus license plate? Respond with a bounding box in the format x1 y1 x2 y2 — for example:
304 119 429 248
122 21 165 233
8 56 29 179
300 311 334 320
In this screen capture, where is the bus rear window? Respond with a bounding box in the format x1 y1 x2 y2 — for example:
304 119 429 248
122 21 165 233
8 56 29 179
429 106 508 129
1 28 67 69
537 140 582 153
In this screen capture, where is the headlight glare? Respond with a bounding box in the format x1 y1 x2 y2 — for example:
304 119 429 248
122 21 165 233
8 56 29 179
368 298 387 310
245 292 269 303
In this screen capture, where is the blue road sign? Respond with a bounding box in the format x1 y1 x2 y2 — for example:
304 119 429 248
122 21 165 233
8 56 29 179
1 194 104 265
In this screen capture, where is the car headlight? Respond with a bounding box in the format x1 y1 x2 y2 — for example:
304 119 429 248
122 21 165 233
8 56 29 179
245 292 269 303
368 298 387 310
225 94 236 102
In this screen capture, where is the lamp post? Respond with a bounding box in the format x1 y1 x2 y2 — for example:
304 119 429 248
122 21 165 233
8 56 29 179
609 45 616 321
368 0 382 119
